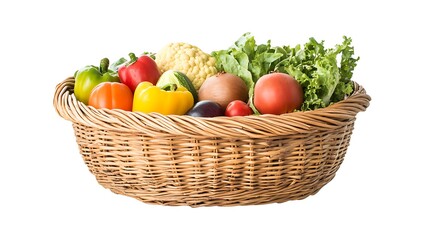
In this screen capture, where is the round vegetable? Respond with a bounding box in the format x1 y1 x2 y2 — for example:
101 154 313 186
198 73 248 110
225 100 253 117
254 73 303 114
186 100 224 117
88 82 133 111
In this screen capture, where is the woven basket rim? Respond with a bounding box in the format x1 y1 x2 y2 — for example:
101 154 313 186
53 77 371 138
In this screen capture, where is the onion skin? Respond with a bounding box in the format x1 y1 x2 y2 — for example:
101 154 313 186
198 73 248 110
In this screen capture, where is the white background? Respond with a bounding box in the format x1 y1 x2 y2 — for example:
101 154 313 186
1 0 428 239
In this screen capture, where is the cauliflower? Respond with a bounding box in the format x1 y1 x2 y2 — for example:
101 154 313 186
155 42 218 90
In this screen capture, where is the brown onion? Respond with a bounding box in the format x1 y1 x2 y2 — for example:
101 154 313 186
198 73 248 110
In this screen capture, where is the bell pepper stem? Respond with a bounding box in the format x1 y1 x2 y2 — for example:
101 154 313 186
99 58 110 74
161 84 178 91
128 52 138 65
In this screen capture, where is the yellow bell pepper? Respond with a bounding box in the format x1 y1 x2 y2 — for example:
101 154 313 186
132 82 194 115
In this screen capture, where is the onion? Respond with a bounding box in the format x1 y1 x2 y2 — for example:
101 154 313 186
198 73 248 110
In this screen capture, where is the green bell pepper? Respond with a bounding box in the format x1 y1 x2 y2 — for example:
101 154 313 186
74 58 120 105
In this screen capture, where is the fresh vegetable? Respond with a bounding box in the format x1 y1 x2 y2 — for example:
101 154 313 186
88 82 133 111
198 72 248 110
254 73 303 114
225 100 253 117
118 53 161 92
186 100 224 117
155 42 218 90
74 58 120 105
132 82 193 115
156 70 198 103
212 33 358 111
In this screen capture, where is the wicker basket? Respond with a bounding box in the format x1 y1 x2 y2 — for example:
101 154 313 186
54 77 370 207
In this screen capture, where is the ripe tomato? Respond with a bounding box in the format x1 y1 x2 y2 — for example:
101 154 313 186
254 73 303 114
88 82 133 111
225 100 253 117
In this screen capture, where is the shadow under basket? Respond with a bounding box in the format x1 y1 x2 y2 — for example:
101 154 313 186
54 77 371 207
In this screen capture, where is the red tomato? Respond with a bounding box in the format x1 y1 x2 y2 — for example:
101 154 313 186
88 82 133 111
253 73 303 114
225 100 253 117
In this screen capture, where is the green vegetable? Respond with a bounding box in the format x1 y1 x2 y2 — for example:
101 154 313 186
212 33 359 111
156 70 198 103
74 58 120 105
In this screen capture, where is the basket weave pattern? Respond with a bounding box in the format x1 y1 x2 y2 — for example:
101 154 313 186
54 77 370 206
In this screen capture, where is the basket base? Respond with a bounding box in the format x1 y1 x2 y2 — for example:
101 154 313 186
96 173 335 207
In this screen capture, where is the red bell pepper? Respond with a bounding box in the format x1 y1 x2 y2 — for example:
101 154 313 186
118 53 161 92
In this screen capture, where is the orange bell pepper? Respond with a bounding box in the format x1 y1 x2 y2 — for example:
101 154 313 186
88 82 133 111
